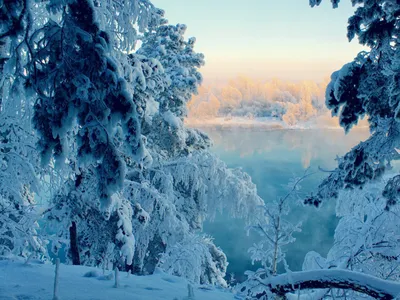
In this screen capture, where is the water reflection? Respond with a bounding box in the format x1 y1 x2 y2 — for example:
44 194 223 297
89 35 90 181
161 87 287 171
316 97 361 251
200 128 370 282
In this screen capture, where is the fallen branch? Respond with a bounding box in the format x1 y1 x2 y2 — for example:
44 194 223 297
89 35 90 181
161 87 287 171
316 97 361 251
264 269 400 299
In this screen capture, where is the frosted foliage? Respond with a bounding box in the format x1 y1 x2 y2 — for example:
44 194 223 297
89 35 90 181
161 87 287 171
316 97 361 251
247 201 301 271
137 23 209 162
48 125 262 284
0 52 47 259
0 192 46 258
138 23 204 118
46 0 165 52
324 55 391 133
30 0 160 208
299 176 400 299
302 251 328 271
0 0 28 41
0 117 39 207
166 152 264 222
46 151 263 285
92 0 164 52
115 195 135 266
0 119 43 257
309 0 340 8
240 171 315 299
307 119 400 207
123 151 263 284
307 1 400 205
46 172 136 268
0 0 165 218
158 234 228 287
330 177 400 280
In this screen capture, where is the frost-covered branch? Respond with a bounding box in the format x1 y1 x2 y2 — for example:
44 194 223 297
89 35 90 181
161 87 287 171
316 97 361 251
246 168 314 276
307 120 400 207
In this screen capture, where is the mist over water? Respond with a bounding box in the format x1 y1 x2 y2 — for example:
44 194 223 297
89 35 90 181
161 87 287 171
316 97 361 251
200 127 370 282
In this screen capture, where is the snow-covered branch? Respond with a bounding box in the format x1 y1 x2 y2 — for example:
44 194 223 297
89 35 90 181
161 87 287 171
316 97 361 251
264 269 400 299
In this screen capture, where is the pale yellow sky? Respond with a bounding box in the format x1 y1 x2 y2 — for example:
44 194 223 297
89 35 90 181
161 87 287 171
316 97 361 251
152 0 366 84
201 51 364 84
200 37 365 83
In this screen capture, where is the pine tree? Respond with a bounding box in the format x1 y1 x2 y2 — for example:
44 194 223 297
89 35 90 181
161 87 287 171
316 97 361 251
39 3 264 286
306 0 400 207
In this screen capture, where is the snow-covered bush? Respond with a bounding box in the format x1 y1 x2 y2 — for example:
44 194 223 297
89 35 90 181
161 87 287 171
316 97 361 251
158 234 228 287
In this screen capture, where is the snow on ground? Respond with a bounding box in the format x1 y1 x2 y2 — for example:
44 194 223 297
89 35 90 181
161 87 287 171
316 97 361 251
0 257 240 300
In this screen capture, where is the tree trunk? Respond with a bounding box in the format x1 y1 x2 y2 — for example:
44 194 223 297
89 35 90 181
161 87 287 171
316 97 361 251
69 221 81 265
53 258 60 300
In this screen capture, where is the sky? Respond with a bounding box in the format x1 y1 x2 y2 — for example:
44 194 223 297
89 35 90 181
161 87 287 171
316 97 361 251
150 0 365 83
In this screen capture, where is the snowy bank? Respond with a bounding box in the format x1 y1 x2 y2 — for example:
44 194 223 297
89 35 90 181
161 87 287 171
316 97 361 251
185 116 369 130
0 257 239 300
185 117 286 130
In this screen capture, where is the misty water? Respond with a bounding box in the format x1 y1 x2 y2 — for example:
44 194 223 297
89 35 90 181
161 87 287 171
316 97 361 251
199 127 370 282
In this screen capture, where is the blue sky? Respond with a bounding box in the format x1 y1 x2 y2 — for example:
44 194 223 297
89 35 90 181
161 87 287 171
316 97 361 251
151 0 365 82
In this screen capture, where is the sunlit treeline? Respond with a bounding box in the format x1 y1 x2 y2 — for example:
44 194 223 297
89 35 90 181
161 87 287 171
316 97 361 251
187 76 330 125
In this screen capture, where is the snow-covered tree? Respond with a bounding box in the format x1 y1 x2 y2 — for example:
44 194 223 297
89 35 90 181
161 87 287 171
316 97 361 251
241 170 314 299
321 176 400 298
138 23 204 118
0 54 46 259
307 0 400 207
30 0 162 209
106 22 263 284
137 23 207 160
46 167 142 268
38 5 264 287
282 174 400 299
122 151 263 283
0 3 53 258
15 0 168 271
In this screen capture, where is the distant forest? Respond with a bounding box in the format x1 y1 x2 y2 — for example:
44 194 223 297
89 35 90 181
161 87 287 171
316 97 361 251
188 76 330 125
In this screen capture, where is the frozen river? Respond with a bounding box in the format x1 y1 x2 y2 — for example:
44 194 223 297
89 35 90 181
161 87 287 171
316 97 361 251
200 127 370 281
